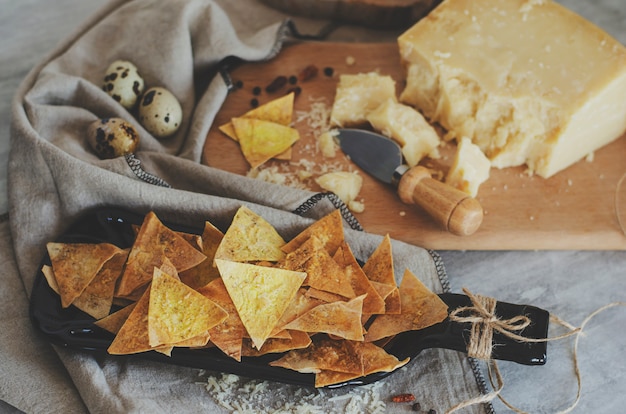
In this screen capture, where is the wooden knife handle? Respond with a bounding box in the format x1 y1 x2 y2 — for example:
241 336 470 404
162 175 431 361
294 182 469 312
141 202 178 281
397 166 483 236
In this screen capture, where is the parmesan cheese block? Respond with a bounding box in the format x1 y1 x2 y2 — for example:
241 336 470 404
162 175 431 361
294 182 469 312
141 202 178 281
446 137 491 197
330 72 396 127
367 98 440 166
398 0 626 178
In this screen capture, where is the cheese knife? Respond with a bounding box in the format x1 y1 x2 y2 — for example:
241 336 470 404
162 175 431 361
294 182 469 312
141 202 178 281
335 128 483 236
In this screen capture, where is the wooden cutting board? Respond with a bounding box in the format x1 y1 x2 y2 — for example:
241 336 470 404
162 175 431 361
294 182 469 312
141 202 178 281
203 42 626 250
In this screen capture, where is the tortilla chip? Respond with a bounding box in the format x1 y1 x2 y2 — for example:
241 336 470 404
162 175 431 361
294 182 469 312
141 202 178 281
274 288 324 332
116 211 207 298
281 209 344 256
277 235 325 271
282 295 366 341
362 234 396 287
334 242 386 315
148 268 228 347
94 302 137 334
179 220 224 289
108 288 152 355
72 248 129 319
197 278 246 361
214 206 286 263
270 337 363 375
219 92 295 141
232 118 300 169
364 269 448 342
215 259 306 350
47 242 123 308
41 265 59 294
303 247 355 299
241 330 311 357
360 342 410 375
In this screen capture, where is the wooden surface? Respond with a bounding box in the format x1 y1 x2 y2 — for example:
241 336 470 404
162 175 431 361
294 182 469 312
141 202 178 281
203 41 626 250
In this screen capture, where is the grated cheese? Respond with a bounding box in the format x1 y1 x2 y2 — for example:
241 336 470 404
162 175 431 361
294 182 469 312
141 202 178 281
200 372 387 413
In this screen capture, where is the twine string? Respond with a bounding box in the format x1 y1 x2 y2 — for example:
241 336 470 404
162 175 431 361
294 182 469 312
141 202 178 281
445 288 625 414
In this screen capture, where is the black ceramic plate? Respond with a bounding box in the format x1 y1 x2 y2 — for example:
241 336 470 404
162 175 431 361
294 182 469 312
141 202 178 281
30 207 549 388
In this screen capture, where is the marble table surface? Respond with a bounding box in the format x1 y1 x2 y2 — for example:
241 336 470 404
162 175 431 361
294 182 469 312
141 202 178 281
1 0 625 413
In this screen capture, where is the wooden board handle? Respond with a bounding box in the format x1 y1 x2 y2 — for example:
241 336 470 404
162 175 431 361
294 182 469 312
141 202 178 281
397 166 483 236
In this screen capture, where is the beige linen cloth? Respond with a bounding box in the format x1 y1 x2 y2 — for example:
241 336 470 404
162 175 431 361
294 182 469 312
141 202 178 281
7 0 489 412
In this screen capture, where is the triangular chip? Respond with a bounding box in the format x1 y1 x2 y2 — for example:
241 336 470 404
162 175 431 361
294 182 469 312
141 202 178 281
283 295 366 341
241 330 311 357
362 234 396 287
334 242 385 315
215 259 306 350
47 242 123 308
274 288 324 332
116 211 207 298
179 220 224 289
214 206 286 262
313 342 409 387
148 268 228 347
270 337 363 375
364 269 448 342
107 288 153 355
232 117 300 168
281 209 344 256
301 247 355 299
219 92 295 141
197 278 246 361
71 248 129 319
94 302 137 334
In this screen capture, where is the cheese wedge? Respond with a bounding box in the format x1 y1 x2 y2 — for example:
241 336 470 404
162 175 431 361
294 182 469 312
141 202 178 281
398 0 626 178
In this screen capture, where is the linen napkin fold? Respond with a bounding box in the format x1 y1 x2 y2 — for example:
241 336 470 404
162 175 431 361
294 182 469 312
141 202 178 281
8 0 489 412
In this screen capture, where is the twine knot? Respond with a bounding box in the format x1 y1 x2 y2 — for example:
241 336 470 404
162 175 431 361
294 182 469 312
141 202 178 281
448 288 531 360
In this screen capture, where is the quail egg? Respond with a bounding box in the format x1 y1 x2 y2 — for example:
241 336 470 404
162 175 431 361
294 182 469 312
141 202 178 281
102 60 145 110
87 117 140 159
138 86 182 138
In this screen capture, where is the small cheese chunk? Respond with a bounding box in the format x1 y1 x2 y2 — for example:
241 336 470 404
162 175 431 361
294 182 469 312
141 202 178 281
367 99 441 166
398 0 626 178
316 171 363 211
330 72 396 127
446 137 491 197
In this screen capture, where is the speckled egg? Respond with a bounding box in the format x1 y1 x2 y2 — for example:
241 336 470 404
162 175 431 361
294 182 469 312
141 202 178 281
138 86 183 138
102 60 145 110
87 117 140 159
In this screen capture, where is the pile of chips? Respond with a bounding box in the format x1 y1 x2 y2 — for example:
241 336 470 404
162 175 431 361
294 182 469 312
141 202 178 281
42 207 449 387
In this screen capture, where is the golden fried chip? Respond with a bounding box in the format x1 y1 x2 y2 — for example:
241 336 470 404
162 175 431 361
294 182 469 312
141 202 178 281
197 278 246 361
179 220 224 289
72 248 128 319
304 287 346 304
219 92 295 141
282 295 366 341
277 235 325 271
303 247 355 299
47 242 123 308
108 288 152 355
94 302 137 334
364 269 448 342
313 342 409 387
241 330 311 357
116 212 207 298
215 259 306 350
148 268 228 347
362 234 396 287
214 206 286 263
274 288 324 332
232 118 299 168
334 242 385 315
281 209 344 256
270 337 363 375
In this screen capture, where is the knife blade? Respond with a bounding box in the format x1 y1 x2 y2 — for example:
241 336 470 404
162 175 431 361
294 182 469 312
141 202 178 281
335 128 483 236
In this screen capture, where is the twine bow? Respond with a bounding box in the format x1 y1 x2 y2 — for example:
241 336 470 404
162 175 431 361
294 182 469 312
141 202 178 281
448 288 533 360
